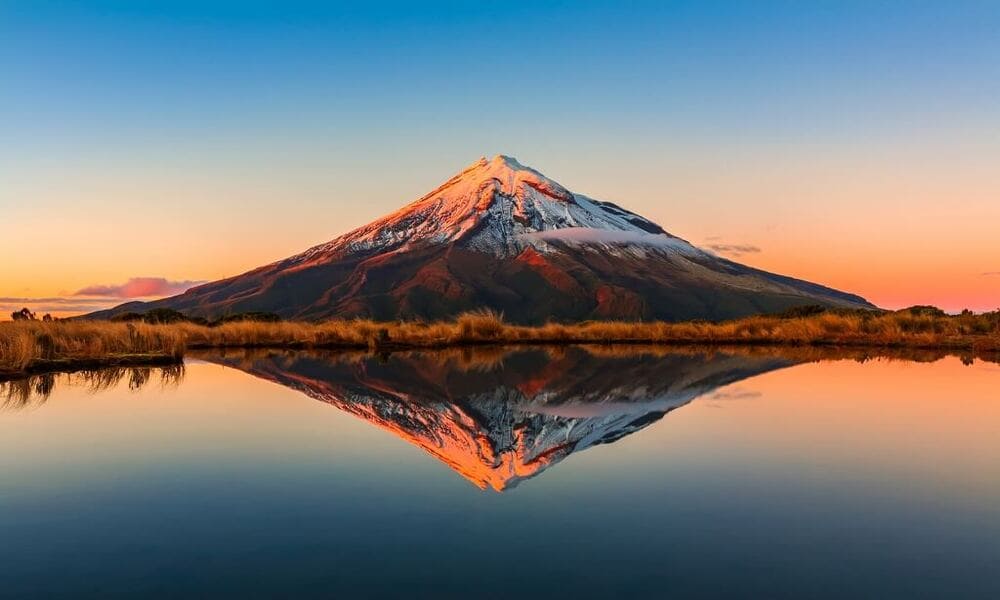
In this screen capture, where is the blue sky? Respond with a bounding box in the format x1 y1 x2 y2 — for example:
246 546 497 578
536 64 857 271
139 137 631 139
2 1 999 312
6 1 998 148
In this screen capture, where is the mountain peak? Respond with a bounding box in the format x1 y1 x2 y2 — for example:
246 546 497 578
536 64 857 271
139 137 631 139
290 153 677 259
463 154 568 197
91 156 875 323
487 153 525 169
471 154 526 170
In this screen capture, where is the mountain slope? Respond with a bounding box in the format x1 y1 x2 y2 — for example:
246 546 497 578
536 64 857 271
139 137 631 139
92 155 874 322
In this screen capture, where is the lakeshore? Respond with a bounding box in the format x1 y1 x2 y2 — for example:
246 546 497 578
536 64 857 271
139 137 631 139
2 307 999 380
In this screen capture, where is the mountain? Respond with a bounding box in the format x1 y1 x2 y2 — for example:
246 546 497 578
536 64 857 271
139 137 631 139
92 155 874 322
204 347 796 491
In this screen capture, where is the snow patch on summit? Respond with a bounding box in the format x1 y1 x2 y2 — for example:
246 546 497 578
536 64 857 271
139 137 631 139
287 154 688 262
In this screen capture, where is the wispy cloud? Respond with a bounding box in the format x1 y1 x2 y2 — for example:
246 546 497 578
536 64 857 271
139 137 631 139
704 242 762 257
73 277 204 298
3 277 204 318
982 271 1000 277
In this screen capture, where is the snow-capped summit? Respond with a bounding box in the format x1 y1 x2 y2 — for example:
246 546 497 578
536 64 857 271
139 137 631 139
90 155 875 323
295 154 683 260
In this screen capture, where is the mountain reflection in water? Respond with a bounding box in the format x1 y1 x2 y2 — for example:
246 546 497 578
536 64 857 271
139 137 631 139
4 345 991 492
195 346 793 490
2 346 998 598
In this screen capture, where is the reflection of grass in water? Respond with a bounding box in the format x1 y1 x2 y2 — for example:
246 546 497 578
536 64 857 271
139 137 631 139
191 341 998 381
1 339 993 411
0 365 185 410
0 375 56 410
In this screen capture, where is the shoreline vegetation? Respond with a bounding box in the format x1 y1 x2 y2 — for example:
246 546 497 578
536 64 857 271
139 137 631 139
2 305 998 380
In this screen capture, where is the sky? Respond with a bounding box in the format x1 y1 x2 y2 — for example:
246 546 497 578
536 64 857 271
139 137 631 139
2 0 999 316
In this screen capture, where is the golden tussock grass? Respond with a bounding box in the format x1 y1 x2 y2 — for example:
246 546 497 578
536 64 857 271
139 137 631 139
0 320 185 377
2 308 999 378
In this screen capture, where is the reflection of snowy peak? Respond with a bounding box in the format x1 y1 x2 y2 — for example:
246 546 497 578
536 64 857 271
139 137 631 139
211 347 794 491
91 155 874 323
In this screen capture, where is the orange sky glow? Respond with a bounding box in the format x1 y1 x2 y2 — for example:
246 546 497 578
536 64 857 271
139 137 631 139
3 3 998 318
3 144 997 318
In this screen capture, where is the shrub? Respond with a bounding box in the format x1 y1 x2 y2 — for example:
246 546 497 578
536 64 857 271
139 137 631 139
10 308 37 322
900 305 947 318
211 312 282 325
774 304 828 319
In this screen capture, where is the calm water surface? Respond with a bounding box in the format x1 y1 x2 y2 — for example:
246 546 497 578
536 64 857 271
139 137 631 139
1 347 998 598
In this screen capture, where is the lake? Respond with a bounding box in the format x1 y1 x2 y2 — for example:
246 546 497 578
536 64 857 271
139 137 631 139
1 346 998 598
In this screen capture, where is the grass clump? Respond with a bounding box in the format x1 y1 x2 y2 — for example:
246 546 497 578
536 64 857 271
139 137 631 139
0 321 185 378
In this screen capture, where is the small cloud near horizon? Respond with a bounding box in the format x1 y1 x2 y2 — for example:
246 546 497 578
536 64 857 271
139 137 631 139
982 271 1000 276
73 277 205 298
704 242 762 257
